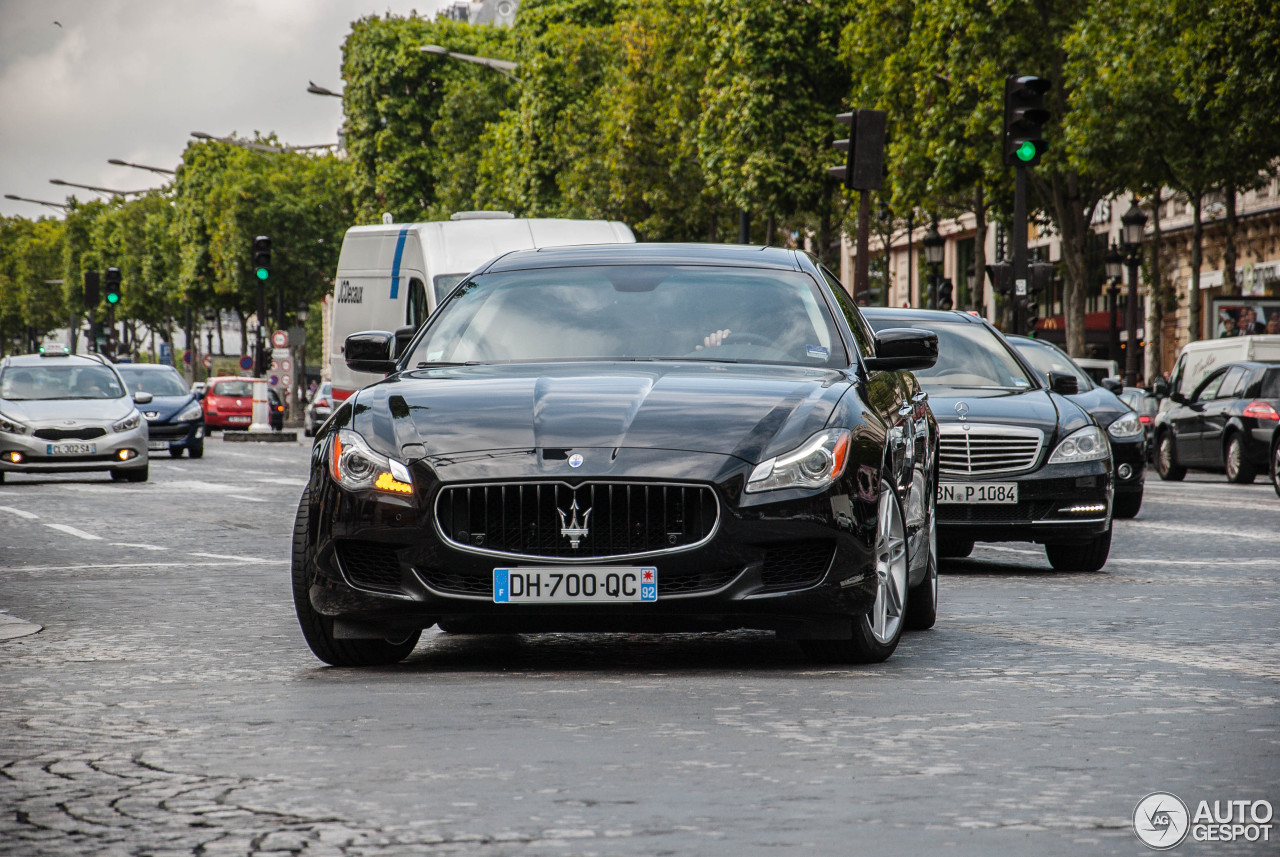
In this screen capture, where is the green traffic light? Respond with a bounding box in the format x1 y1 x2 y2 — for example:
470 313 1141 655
106 293 119 304
1015 140 1037 162
256 267 269 281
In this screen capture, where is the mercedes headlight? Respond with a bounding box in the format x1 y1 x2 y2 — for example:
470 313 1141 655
1106 411 1143 439
330 428 413 495
113 411 142 433
746 429 851 493
0 412 29 435
1048 425 1110 464
176 401 204 422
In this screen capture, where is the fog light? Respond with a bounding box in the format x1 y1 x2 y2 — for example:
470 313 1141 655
4 451 23 463
1060 503 1107 515
1117 463 1133 480
116 449 136 461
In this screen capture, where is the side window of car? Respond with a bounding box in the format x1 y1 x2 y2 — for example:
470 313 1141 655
1216 366 1247 399
406 278 428 329
1194 371 1225 402
820 267 876 360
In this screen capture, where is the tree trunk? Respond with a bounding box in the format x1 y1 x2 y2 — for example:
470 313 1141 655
1188 193 1203 342
1046 173 1093 358
972 184 987 318
1146 191 1163 385
1222 180 1238 294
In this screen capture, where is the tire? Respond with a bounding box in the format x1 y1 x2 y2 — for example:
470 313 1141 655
188 443 204 459
291 489 420 667
1155 433 1186 481
1112 489 1142 519
938 536 974 559
1272 439 1280 499
801 480 908 663
1225 434 1256 484
169 447 183 458
1045 526 1112 572
905 509 938 631
0 471 5 483
126 464 148 482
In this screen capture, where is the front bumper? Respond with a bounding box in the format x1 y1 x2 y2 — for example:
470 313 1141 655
1110 434 1146 498
301 453 885 638
0 426 148 474
936 459 1112 544
146 418 204 451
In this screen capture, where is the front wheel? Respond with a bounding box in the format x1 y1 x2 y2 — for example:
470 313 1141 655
1155 433 1186 481
291 489 420 666
1225 434 1256 484
801 479 908 663
1045 526 1112 572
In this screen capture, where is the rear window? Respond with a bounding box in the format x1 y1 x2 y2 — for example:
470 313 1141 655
1261 368 1280 399
211 381 254 397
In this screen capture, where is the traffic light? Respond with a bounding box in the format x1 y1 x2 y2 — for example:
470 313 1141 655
1030 261 1054 295
936 278 954 311
1019 299 1040 333
986 261 1014 297
104 268 121 306
83 270 100 308
1003 75 1051 166
252 235 271 281
828 109 887 191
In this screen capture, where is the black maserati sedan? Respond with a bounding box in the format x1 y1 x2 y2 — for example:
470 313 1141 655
862 309 1114 572
1006 335 1146 518
294 244 940 666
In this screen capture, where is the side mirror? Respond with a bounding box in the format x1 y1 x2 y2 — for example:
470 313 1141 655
1048 371 1079 396
133 391 154 404
864 327 939 372
393 324 419 359
1100 377 1122 393
344 330 397 375
1152 377 1170 398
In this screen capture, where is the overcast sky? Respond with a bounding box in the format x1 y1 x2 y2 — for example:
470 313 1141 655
0 0 451 220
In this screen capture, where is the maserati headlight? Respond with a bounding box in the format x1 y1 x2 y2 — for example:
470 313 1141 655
330 428 413 494
1048 425 1110 464
176 401 204 422
113 411 142 433
0 412 29 435
746 429 851 493
1106 411 1143 439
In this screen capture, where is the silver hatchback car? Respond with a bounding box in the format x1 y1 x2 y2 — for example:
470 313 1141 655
0 350 150 482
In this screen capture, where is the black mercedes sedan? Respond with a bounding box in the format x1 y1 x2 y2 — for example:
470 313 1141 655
1153 360 1280 484
1006 335 1146 518
862 309 1114 572
294 244 940 666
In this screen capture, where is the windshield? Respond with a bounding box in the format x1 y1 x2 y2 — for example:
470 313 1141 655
1011 338 1092 389
864 316 1034 391
407 265 846 368
0 364 126 400
117 367 190 397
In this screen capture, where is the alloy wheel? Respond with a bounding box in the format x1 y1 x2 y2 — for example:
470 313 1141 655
870 483 909 645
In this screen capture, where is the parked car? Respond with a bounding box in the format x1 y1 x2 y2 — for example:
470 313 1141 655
295 243 941 666
304 382 332 437
0 349 149 482
201 376 284 432
1119 386 1159 462
1007 336 1146 518
862 309 1114 572
115 363 205 458
1154 360 1280 483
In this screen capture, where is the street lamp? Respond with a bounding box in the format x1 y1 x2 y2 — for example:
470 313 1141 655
307 81 343 98
1120 199 1148 387
419 44 519 80
191 132 337 154
108 158 176 176
49 178 151 196
1104 242 1124 365
5 193 68 211
296 301 310 410
922 223 944 309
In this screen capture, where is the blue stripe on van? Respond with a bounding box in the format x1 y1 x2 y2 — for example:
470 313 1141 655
389 227 409 299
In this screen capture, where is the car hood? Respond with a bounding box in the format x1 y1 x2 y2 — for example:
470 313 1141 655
139 395 199 421
1063 387 1130 429
350 362 855 464
0 397 137 424
922 387 1092 441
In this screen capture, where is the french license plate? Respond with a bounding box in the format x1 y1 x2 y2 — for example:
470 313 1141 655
47 443 95 456
228 416 251 423
494 567 657 604
148 441 169 451
937 482 1018 504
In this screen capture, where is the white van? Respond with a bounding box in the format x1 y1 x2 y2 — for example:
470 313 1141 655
1167 334 1280 399
328 213 635 400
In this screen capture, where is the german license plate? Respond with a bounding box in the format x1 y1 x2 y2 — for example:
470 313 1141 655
937 482 1018 504
228 416 251 423
47 443 95 455
493 567 657 603
148 441 169 451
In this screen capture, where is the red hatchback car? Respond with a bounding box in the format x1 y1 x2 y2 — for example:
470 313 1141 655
201 376 284 431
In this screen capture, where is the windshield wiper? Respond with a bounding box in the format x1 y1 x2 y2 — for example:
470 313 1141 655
414 361 484 368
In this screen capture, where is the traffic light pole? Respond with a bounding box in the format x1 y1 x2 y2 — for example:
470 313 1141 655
854 193 871 304
1012 165 1029 335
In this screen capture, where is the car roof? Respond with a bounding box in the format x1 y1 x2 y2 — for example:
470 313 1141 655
859 307 984 325
481 243 805 274
116 363 179 371
1218 360 1280 371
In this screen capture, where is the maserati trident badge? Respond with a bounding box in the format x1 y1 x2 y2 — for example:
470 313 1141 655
558 498 591 548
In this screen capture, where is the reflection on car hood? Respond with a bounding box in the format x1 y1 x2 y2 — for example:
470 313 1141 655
923 387 1091 439
0 397 137 424
351 362 854 463
1061 387 1129 428
139 395 199 422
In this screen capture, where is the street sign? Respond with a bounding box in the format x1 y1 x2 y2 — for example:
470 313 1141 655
202 354 213 369
278 358 292 374
160 343 172 365
281 374 292 389
239 355 254 372
271 330 288 348
1015 278 1027 296
183 350 193 365
269 375 279 386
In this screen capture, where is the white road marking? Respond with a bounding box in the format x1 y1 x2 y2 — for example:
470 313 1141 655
6 560 288 573
1122 519 1280 541
0 505 39 520
42 523 102 541
109 542 167 551
187 552 271 563
228 494 269 503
